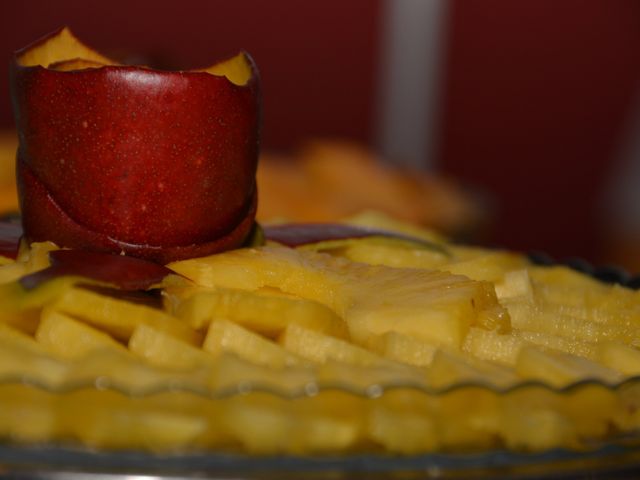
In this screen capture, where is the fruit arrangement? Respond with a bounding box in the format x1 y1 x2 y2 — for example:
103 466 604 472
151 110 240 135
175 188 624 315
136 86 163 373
2 28 640 457
0 214 639 454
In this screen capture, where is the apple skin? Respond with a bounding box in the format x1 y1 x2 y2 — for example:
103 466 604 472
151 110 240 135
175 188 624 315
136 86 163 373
11 49 261 264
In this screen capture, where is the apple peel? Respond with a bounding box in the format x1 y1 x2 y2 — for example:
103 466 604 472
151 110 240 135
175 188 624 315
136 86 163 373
20 249 174 291
11 27 261 264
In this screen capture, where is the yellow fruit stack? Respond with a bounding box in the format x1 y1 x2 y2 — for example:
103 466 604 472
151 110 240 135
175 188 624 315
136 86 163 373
0 214 639 454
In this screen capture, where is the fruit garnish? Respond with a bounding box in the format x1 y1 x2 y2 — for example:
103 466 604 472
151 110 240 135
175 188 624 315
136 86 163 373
11 27 261 263
20 249 173 291
263 222 447 254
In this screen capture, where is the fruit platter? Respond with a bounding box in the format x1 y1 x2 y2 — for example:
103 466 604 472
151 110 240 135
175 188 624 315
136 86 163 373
2 28 640 478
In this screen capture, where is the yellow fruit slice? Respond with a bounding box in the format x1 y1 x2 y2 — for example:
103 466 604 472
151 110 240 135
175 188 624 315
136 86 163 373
203 319 306 368
494 269 534 301
500 387 577 451
223 392 364 454
597 342 640 375
514 329 597 360
0 322 49 355
441 250 529 283
51 286 200 345
36 308 125 360
343 210 446 244
505 299 640 346
368 401 439 454
176 287 348 339
462 327 525 365
369 331 438 367
280 323 390 367
515 346 621 387
427 349 519 389
0 262 28 285
169 246 509 348
336 242 449 269
0 335 68 387
129 323 213 370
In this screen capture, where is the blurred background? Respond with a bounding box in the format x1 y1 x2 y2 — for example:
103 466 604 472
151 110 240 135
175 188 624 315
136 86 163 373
1 0 639 268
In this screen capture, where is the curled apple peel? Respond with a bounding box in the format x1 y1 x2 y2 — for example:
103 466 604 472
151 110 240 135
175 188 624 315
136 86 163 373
11 27 261 264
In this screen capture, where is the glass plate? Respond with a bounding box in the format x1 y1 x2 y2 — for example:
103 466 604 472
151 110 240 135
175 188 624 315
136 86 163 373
1 254 639 478
1 359 640 479
2 443 640 479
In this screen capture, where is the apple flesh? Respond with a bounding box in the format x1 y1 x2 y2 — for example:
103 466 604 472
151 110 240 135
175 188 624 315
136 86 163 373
11 28 261 264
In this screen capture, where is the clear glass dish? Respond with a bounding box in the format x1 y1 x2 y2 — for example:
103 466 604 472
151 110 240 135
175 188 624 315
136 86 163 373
1 351 640 478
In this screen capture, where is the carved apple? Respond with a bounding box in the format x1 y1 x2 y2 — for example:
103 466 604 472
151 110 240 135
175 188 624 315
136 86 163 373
11 27 261 263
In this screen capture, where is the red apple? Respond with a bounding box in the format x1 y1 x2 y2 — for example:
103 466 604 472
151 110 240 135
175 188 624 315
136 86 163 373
10 27 261 264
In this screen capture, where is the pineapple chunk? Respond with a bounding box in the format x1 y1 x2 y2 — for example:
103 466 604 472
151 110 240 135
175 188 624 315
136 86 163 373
0 277 82 334
0 242 59 286
52 286 200 345
0 322 49 355
342 210 446 244
160 273 211 315
223 391 365 454
36 308 125 360
169 247 509 348
514 329 597 360
129 324 213 370
597 342 640 375
462 327 524 365
531 268 640 327
441 250 529 283
64 348 201 392
370 331 438 367
505 299 640 345
63 390 209 451
495 269 534 301
221 394 294 454
501 401 577 451
515 346 622 387
176 287 348 339
530 265 607 291
427 349 519 389
0 385 61 443
0 336 68 387
0 262 28 285
368 403 439 453
336 242 449 269
204 319 306 368
21 241 59 272
280 323 390 367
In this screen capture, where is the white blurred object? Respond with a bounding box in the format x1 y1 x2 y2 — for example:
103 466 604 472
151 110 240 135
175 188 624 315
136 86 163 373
603 87 640 234
376 0 448 171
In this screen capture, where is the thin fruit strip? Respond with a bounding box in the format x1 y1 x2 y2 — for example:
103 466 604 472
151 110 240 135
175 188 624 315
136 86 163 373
36 308 126 360
204 319 308 368
505 299 640 346
175 287 348 339
169 247 509 350
515 346 622 387
279 323 391 367
51 286 200 345
129 323 213 370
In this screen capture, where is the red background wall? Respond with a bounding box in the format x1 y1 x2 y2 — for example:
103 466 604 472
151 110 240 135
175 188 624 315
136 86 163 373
1 1 639 264
0 0 382 151
439 0 640 260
